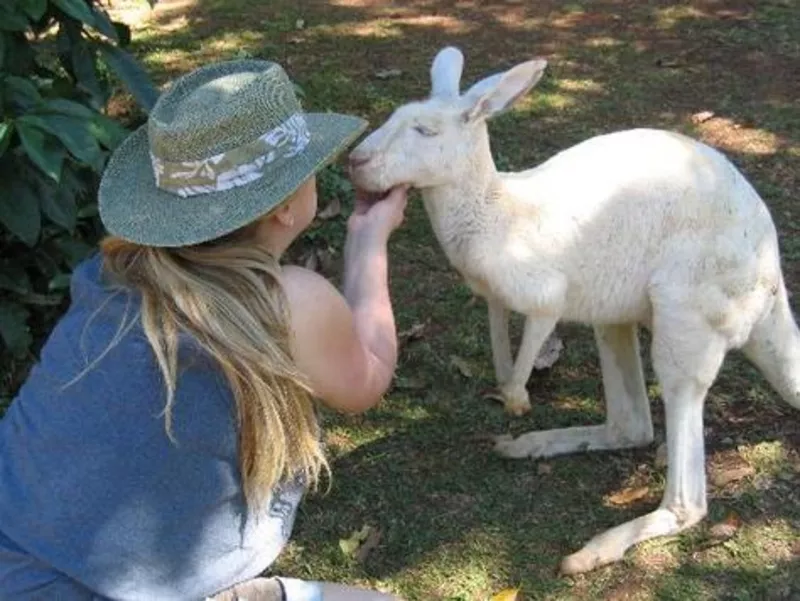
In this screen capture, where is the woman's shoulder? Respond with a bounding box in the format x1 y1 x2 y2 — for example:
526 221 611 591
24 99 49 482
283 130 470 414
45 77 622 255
279 265 344 315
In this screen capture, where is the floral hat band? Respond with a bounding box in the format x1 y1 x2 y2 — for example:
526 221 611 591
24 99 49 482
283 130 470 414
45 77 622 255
150 113 312 198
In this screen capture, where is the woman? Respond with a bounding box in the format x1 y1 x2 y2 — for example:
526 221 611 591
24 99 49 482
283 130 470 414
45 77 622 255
0 60 407 600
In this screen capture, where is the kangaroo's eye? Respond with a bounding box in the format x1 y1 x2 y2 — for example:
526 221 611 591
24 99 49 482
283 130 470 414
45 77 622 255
413 125 438 137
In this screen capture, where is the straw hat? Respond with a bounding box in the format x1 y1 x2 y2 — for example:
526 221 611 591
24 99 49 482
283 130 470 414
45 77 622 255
99 59 367 247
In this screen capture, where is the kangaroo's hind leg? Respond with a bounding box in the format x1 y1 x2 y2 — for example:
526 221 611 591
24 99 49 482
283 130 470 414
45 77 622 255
560 303 728 574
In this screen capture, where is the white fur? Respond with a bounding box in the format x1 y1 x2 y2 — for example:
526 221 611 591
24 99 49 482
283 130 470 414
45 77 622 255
349 46 800 574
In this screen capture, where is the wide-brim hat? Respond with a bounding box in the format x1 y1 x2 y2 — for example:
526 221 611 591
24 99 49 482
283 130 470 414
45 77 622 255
99 59 368 247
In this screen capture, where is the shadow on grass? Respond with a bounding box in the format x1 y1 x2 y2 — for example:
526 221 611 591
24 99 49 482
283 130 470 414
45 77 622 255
282 382 798 598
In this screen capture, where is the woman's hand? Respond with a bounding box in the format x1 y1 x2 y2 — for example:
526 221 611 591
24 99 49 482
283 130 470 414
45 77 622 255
347 185 409 243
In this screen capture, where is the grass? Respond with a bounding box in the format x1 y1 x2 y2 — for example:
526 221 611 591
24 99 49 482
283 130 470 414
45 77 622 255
5 0 800 599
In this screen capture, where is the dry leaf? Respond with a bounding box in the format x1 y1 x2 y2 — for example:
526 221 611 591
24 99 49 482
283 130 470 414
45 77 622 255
295 18 305 29
709 512 742 541
608 486 649 506
710 464 754 487
656 57 684 68
318 197 341 220
374 68 403 79
490 588 521 601
450 355 473 378
355 527 382 563
691 110 715 124
339 524 373 557
537 462 553 475
398 321 427 343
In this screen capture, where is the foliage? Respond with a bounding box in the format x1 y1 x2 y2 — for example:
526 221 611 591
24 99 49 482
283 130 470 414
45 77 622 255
0 0 158 358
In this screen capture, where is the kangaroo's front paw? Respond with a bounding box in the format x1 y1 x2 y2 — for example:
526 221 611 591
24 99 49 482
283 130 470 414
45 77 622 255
499 383 531 416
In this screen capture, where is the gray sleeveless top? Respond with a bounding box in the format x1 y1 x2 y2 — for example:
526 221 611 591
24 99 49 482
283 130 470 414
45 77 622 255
0 254 305 599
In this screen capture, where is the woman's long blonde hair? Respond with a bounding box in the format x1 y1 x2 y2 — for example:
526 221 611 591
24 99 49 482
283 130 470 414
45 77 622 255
101 222 328 508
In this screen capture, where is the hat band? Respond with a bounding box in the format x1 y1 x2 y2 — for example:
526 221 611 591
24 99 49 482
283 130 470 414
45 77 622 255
150 113 311 198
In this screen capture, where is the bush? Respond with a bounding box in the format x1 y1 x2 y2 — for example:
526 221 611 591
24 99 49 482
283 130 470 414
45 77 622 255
0 0 157 359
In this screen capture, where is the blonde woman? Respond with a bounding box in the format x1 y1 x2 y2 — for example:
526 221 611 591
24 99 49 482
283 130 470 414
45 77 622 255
0 60 407 601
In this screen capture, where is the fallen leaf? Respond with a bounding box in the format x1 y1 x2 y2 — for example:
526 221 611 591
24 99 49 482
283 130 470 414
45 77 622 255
398 321 427 344
355 527 382 563
450 355 473 378
295 18 305 29
317 197 341 220
709 512 742 541
691 110 715 124
537 462 553 475
710 464 754 487
374 68 403 79
338 524 373 558
655 57 684 68
608 486 649 506
490 588 521 601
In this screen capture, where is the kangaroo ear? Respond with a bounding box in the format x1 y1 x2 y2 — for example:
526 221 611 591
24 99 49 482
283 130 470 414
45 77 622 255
430 46 464 99
462 58 547 122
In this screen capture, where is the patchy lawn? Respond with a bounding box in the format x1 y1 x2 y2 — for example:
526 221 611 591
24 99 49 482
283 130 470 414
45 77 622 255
14 0 800 598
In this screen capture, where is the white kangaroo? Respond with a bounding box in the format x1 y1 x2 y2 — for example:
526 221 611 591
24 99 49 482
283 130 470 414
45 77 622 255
348 46 800 574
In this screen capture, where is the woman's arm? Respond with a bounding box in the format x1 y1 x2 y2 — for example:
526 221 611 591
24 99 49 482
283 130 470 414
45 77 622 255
282 186 408 413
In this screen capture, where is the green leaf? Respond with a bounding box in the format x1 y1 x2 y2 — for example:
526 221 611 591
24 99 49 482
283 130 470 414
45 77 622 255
0 6 30 31
16 121 65 182
35 172 77 231
90 5 118 41
48 272 72 291
41 97 95 119
0 177 40 246
69 37 107 108
4 75 42 109
34 251 60 279
77 204 97 219
0 31 6 66
0 300 32 357
89 113 128 149
20 0 47 21
96 42 159 112
52 0 96 27
0 264 32 295
51 235 92 266
0 121 13 156
19 114 103 169
37 101 114 152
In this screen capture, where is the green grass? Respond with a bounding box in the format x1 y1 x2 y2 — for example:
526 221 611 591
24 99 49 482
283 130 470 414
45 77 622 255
4 0 799 598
